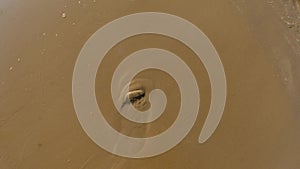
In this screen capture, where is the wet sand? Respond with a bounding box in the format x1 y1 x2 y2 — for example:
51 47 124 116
0 0 299 168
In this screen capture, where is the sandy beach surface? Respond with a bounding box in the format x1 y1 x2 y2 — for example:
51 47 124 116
0 0 299 168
